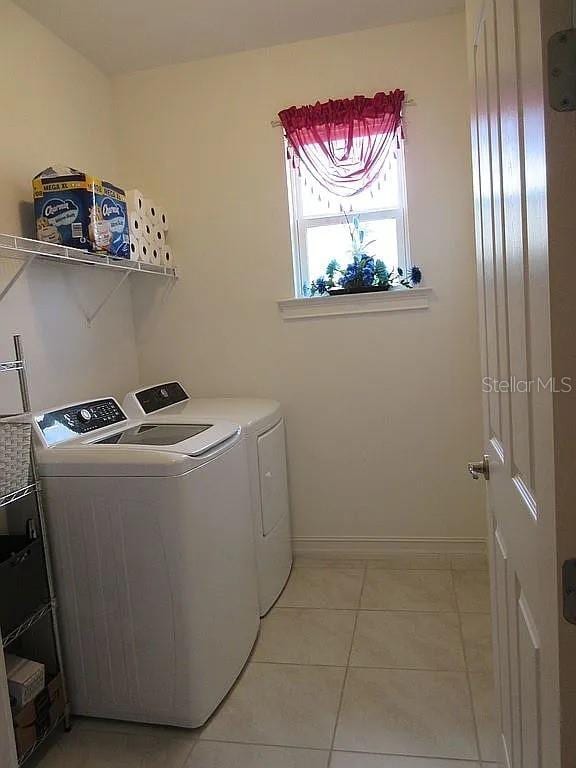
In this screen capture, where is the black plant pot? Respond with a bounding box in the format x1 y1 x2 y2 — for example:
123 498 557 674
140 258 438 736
328 284 390 296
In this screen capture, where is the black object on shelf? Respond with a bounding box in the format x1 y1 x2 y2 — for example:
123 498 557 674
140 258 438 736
328 284 391 295
0 536 50 640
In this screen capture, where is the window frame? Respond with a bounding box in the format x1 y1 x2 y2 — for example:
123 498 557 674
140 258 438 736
286 142 411 297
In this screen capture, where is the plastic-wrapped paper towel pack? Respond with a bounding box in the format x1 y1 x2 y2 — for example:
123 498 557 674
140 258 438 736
126 189 172 267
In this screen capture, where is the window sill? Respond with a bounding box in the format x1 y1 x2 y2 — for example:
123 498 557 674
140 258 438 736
278 287 433 320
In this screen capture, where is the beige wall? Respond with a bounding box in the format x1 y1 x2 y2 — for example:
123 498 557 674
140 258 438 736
0 1 139 414
114 12 486 547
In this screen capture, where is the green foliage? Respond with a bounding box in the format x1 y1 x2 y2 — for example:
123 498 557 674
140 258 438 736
375 259 390 287
326 259 339 280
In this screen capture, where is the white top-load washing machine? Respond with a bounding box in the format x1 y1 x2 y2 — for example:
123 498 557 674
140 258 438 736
123 382 292 616
30 397 260 727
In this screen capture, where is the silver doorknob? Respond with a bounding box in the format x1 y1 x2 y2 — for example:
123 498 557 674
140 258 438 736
468 455 490 480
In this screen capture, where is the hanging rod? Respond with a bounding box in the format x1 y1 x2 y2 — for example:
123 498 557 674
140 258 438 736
270 98 416 128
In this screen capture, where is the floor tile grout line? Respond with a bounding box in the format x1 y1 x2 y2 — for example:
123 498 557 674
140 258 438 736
181 738 198 766
277 605 489 613
327 562 367 762
293 568 488 575
195 737 330 753
187 735 501 764
241 660 349 670
251 660 470 673
190 737 494 763
330 744 489 762
454 569 484 765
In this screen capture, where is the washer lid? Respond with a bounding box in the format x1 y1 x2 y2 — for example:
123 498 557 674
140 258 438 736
124 382 282 435
95 423 211 446
91 420 239 456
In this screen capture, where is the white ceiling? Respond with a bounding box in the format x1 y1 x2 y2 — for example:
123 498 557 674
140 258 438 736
15 0 463 75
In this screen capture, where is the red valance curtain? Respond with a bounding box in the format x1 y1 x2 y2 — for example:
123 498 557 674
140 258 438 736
278 89 405 198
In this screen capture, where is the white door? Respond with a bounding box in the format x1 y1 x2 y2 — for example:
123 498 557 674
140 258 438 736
467 0 576 766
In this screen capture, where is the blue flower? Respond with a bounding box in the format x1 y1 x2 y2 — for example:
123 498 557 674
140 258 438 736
410 266 422 285
362 259 376 285
339 256 376 288
313 277 329 295
339 262 360 288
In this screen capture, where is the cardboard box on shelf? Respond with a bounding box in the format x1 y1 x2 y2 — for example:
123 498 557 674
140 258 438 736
12 673 64 760
5 655 45 710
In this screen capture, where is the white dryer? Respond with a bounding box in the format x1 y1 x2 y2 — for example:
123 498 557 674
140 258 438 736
31 397 260 727
123 383 293 615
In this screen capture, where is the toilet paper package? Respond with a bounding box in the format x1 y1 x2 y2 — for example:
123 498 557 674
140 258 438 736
33 166 130 258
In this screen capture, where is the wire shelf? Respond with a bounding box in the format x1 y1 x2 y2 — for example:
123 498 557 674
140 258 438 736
0 233 177 278
17 713 64 767
0 482 38 510
0 361 25 374
2 601 55 649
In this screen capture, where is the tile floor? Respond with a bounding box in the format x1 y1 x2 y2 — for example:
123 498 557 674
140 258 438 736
35 554 501 768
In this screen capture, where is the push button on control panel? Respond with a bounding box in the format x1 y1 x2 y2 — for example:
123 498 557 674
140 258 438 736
69 400 127 432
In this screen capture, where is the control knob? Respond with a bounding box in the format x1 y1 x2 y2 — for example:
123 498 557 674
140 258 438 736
77 408 92 424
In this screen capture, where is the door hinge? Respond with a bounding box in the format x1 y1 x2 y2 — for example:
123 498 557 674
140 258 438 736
548 28 576 111
562 559 576 624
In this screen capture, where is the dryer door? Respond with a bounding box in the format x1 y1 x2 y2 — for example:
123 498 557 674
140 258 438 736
257 419 289 536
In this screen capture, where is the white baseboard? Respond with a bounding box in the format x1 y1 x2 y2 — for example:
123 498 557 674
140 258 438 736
292 536 486 558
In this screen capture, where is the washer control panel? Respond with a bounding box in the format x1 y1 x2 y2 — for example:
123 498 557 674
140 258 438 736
35 398 128 447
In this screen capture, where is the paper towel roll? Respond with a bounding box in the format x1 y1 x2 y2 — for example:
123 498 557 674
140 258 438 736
144 198 158 223
161 245 174 267
158 209 169 232
128 211 143 239
126 189 145 214
139 239 151 263
152 227 165 248
129 237 140 261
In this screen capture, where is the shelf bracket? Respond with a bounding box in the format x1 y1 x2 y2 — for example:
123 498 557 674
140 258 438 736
0 254 37 303
84 270 131 326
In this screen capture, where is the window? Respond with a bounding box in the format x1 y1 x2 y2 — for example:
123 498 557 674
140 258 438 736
286 140 410 297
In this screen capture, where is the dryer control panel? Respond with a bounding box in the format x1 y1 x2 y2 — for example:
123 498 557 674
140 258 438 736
134 382 189 414
35 398 128 447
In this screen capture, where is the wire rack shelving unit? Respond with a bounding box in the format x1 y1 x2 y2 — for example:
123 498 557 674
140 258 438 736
0 335 71 766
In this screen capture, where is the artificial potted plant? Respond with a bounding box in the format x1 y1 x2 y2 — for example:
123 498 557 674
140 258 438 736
309 214 422 296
